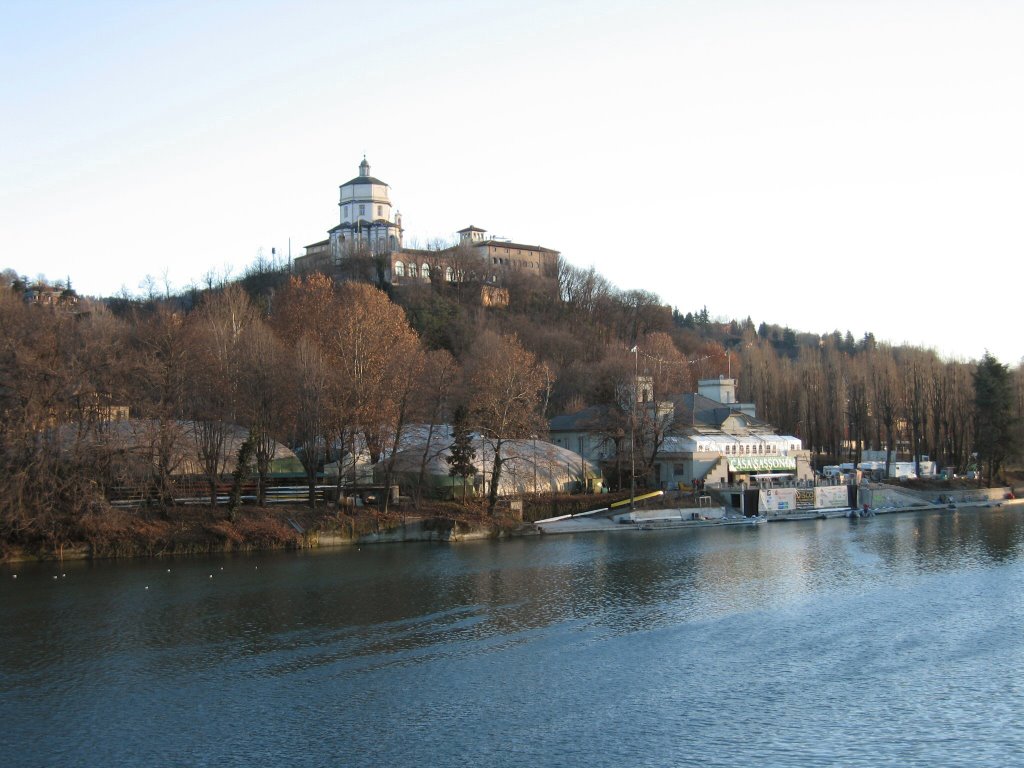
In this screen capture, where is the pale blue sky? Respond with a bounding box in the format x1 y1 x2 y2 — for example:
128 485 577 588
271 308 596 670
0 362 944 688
3 0 1021 364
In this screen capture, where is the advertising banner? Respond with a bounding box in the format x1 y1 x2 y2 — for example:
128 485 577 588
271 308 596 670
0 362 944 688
759 488 797 512
815 486 848 509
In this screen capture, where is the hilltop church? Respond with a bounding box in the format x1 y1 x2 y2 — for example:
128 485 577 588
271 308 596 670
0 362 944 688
295 158 559 285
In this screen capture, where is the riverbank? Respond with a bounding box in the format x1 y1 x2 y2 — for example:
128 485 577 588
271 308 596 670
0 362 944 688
4 484 1020 563
1 489 637 564
0 503 525 564
534 484 1024 534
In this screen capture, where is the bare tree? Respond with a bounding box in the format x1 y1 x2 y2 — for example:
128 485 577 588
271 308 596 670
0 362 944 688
270 274 341 506
410 349 459 507
465 332 550 515
185 285 258 508
290 337 329 507
238 318 290 506
870 347 900 476
129 306 189 511
318 284 422 507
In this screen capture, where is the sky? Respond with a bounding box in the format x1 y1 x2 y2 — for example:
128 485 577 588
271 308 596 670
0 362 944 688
2 0 1021 365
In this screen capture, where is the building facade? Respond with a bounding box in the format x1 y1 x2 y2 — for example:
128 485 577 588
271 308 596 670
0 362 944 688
455 226 559 281
330 157 403 257
549 376 811 491
296 159 558 285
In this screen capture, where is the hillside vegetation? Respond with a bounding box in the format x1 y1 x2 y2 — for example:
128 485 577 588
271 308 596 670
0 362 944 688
1 259 1020 556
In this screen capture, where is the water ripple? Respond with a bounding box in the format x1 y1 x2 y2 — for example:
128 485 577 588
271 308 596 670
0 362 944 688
3 508 1024 767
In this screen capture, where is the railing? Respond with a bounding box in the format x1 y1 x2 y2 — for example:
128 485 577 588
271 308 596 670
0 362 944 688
106 474 326 508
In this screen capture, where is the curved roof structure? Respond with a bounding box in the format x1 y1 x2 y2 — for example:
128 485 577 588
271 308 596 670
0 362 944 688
383 436 596 496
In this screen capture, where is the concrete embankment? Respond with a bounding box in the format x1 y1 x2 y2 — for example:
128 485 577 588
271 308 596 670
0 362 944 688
765 486 1022 522
536 506 736 535
536 486 1024 533
326 517 525 545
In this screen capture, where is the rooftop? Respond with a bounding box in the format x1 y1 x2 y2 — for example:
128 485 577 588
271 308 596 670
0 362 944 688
477 240 559 254
341 176 388 187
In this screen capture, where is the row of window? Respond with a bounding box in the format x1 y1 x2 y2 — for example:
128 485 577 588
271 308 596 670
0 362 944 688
393 262 457 282
718 443 779 455
555 437 789 458
492 257 540 269
342 204 385 218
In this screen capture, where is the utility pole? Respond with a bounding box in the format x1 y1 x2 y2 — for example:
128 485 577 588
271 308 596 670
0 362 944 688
630 345 638 510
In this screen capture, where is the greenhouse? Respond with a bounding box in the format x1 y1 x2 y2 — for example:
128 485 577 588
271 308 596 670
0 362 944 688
375 436 599 500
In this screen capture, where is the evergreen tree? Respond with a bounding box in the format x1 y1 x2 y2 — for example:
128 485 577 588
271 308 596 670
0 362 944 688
446 405 477 503
227 434 255 520
973 352 1018 486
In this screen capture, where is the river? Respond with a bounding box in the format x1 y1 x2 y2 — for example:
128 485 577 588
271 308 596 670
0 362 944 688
3 507 1024 767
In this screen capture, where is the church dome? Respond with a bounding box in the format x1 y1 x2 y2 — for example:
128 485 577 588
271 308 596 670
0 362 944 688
342 156 387 187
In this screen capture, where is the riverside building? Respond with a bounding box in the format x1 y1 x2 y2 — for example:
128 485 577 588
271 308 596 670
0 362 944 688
549 376 812 491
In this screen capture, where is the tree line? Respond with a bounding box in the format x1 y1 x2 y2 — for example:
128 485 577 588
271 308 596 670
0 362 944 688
1 259 1020 550
0 273 550 550
737 332 1021 482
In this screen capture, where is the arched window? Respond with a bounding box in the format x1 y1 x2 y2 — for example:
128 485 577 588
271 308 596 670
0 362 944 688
394 261 405 277
421 263 430 279
389 235 397 251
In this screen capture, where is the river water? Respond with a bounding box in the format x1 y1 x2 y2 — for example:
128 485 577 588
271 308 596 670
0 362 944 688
3 507 1024 767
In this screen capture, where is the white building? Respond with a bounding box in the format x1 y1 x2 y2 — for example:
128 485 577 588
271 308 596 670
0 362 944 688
297 159 557 284
549 376 811 490
302 157 404 265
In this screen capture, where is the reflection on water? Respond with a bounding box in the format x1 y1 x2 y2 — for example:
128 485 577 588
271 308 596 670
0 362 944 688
3 507 1024 767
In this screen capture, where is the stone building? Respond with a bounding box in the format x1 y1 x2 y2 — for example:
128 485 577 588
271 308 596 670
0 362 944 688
453 226 559 281
296 159 558 286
